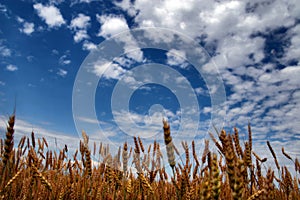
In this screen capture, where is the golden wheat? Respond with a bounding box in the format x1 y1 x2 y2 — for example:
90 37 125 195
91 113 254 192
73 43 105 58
0 114 299 199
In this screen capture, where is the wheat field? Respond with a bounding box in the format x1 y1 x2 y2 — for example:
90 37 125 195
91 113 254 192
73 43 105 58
0 114 299 199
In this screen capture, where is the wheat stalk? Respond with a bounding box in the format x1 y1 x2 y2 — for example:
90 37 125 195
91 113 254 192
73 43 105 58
3 114 15 167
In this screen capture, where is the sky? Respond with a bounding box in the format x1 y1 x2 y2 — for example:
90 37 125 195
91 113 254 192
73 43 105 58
0 0 300 172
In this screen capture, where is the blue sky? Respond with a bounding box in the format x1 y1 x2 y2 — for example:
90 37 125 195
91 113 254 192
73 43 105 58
0 0 300 170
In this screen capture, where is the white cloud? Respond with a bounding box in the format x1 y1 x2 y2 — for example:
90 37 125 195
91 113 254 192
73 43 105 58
114 56 135 68
6 64 18 71
166 49 188 68
77 116 100 124
113 0 300 143
49 0 65 5
70 14 91 43
33 3 65 28
221 65 300 142
0 46 11 57
175 76 186 84
93 61 126 80
112 109 178 138
97 14 129 38
0 40 11 57
82 41 97 51
194 87 208 96
258 65 300 87
70 13 90 30
20 22 35 35
283 24 300 65
111 0 300 157
69 0 94 6
16 16 24 23
0 81 5 86
27 55 34 62
57 68 67 77
16 16 35 35
73 29 89 43
96 14 144 62
114 0 137 17
215 36 265 69
203 106 212 114
59 55 71 65
115 0 297 51
0 3 7 12
52 49 59 55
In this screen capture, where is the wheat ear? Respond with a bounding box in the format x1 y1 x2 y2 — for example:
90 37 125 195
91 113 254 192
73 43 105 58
3 114 15 166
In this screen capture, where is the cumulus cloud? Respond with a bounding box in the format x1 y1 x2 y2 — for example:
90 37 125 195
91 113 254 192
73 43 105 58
221 63 300 141
70 13 91 43
166 49 188 68
33 3 65 28
111 0 300 165
283 24 300 65
0 46 11 57
96 14 144 62
6 64 18 71
82 41 97 51
112 108 179 138
194 87 208 96
92 60 126 80
97 14 129 38
21 22 35 35
73 29 89 43
70 13 90 30
115 0 297 60
0 40 11 57
17 17 35 35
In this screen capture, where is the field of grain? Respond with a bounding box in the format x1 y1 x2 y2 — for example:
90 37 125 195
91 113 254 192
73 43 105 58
0 114 299 199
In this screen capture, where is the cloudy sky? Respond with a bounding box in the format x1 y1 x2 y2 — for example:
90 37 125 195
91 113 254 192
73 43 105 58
0 0 300 170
